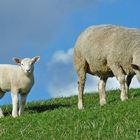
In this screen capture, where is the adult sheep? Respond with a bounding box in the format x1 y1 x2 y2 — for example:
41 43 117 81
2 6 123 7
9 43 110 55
0 56 40 117
74 24 140 109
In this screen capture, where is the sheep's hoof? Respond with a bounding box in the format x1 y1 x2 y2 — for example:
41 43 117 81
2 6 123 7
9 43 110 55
100 99 106 106
78 102 84 110
121 96 128 101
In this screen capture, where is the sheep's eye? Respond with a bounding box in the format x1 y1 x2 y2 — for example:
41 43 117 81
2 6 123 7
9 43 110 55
21 64 24 66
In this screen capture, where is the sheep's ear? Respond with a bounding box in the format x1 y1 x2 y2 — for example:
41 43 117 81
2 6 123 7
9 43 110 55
13 57 21 64
32 56 40 63
131 64 139 70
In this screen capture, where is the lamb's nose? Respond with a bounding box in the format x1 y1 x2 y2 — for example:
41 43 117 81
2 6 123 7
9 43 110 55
26 69 31 72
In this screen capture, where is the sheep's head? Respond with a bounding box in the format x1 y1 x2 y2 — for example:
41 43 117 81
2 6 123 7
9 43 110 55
13 56 40 74
131 64 140 82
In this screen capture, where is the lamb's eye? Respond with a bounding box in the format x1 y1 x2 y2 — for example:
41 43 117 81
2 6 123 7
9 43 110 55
21 64 24 66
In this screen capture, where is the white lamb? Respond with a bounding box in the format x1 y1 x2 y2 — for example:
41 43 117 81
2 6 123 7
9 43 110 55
0 56 40 118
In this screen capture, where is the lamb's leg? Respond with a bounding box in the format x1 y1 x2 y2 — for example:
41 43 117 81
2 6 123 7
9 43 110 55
19 94 27 116
110 65 128 101
11 89 19 118
0 108 4 118
0 91 5 118
98 77 107 106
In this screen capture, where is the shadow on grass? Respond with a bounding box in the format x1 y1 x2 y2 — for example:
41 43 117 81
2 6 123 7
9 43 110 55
108 98 119 104
26 103 71 113
131 92 140 98
2 104 71 116
2 105 12 117
3 111 11 117
107 91 140 105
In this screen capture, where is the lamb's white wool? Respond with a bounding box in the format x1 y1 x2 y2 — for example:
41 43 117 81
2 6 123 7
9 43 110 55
74 24 140 109
0 56 40 118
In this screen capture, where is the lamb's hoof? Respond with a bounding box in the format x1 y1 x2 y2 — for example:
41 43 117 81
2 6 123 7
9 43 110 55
0 114 4 118
78 102 84 110
12 114 18 118
100 99 106 106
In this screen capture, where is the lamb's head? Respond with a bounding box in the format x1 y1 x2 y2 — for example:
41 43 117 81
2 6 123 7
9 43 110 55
13 56 40 74
131 64 140 82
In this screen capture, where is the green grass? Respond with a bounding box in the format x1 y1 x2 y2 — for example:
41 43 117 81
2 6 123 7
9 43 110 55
0 89 140 140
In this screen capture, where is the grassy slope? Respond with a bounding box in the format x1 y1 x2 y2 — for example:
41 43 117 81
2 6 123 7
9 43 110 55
0 89 140 140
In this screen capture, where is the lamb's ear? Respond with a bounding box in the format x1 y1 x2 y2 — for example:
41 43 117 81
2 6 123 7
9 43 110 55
131 64 139 70
13 57 21 64
32 56 40 63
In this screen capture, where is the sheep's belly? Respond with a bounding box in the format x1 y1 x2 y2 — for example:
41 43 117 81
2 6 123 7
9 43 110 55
87 62 114 77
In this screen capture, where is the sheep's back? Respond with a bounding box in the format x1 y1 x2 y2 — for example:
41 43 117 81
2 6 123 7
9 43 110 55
74 24 140 75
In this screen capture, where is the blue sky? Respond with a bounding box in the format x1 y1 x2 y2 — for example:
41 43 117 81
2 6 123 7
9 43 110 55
1 0 140 104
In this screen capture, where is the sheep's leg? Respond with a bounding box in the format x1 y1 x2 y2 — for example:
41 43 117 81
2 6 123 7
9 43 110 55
77 60 87 110
120 74 133 100
119 75 128 101
19 94 27 116
125 74 134 93
74 49 87 110
98 77 107 106
110 65 128 101
0 91 5 117
124 74 133 96
11 89 19 118
78 72 86 110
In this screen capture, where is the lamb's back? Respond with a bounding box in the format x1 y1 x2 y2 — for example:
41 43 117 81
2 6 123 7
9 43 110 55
0 64 34 93
0 65 20 91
